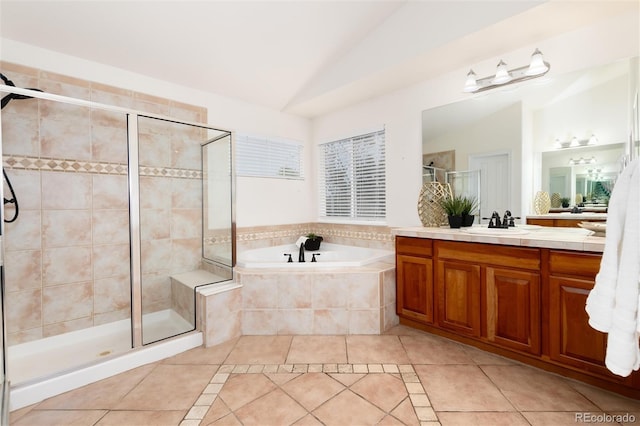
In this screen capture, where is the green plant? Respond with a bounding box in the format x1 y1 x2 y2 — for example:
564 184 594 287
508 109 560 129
460 196 478 216
440 195 466 216
560 197 571 207
306 233 321 240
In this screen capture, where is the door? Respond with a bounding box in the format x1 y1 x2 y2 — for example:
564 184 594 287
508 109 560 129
549 276 627 382
436 260 481 337
486 267 540 354
397 255 433 324
469 152 510 220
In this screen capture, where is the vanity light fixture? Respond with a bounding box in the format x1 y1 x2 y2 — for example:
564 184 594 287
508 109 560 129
555 133 599 150
463 48 550 93
568 156 597 166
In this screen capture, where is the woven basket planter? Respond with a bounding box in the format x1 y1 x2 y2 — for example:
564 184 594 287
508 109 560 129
417 182 453 227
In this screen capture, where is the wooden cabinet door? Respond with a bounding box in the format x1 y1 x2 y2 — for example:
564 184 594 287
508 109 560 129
397 254 433 324
549 276 624 380
436 260 481 337
486 267 540 354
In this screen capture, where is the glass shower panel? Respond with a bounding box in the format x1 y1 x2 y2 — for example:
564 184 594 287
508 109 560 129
137 116 226 344
202 134 234 270
1 95 132 384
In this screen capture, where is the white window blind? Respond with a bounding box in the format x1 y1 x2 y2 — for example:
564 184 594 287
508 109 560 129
319 129 386 220
236 134 304 179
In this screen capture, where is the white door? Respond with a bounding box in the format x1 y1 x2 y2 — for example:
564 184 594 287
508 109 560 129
469 152 510 221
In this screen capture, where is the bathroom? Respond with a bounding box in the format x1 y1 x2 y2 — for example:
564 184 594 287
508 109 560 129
1 0 640 423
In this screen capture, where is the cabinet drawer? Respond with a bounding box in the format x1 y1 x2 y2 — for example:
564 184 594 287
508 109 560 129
549 250 602 278
435 241 540 270
396 236 433 257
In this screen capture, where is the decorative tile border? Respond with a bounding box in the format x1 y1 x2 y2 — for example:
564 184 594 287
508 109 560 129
3 155 201 179
235 223 394 244
179 363 440 426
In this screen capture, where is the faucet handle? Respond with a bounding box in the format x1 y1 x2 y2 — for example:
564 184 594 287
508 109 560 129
283 253 293 263
311 253 321 263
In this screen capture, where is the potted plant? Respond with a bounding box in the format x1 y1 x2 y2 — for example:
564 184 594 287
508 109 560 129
560 197 571 208
460 196 478 227
440 195 466 228
304 233 323 251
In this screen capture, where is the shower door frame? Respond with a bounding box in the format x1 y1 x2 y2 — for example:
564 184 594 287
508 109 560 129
0 84 232 370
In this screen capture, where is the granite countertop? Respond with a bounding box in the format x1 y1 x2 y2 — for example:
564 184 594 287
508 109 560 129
526 212 607 220
392 225 605 253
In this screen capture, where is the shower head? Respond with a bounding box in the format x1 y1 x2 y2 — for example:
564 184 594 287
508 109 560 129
1 72 43 110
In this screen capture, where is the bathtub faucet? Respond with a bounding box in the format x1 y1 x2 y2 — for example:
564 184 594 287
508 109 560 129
298 242 305 262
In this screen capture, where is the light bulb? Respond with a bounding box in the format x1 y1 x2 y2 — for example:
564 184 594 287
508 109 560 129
525 49 549 76
491 60 512 84
570 137 579 147
463 70 479 93
588 134 598 145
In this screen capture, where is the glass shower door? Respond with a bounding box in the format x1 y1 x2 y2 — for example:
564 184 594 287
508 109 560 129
136 116 231 344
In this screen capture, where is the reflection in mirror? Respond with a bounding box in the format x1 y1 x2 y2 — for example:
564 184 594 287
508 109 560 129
202 134 234 273
422 56 637 217
541 143 624 209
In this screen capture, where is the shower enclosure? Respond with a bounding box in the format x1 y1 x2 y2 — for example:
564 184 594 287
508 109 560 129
0 72 234 400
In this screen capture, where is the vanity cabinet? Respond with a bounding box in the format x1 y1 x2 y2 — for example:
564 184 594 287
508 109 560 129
435 241 540 351
395 236 640 397
526 217 606 227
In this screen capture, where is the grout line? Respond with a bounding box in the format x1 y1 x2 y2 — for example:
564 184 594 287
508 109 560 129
179 363 441 426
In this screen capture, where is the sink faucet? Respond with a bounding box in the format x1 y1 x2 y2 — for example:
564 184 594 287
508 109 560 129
487 211 502 228
298 242 305 262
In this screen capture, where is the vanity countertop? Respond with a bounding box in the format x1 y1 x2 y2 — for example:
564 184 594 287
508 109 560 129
392 225 605 253
526 212 607 220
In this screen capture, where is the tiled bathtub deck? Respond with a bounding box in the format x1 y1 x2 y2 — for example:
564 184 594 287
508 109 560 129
11 326 640 425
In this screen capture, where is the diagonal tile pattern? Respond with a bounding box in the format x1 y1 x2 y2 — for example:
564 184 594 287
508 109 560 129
11 325 640 426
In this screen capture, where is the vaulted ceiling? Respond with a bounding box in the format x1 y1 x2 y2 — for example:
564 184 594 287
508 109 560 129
0 1 636 117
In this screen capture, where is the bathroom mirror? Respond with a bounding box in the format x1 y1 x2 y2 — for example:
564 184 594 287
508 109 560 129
422 56 637 215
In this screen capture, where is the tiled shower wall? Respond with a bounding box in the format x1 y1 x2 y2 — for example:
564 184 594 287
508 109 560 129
0 62 207 345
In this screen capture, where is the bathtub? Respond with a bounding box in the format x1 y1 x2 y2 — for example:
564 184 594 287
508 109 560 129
235 242 398 335
236 242 394 269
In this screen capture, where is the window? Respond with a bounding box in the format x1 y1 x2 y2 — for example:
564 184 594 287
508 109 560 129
319 129 386 221
236 133 304 179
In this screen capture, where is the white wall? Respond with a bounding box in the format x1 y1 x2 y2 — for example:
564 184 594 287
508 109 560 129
0 39 315 227
312 11 639 227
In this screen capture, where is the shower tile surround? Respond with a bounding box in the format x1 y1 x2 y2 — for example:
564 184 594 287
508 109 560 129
1 62 209 345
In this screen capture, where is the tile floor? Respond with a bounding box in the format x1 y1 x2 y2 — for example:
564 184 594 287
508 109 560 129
10 325 640 425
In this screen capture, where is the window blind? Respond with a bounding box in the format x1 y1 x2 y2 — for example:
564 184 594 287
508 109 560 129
319 129 386 220
236 134 304 179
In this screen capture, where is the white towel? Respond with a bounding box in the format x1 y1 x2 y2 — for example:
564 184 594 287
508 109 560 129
295 236 308 248
585 159 640 377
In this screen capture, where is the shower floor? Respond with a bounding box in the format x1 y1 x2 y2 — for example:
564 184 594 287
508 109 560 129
8 309 194 385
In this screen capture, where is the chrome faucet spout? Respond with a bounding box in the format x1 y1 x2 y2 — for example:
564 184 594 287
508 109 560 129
298 242 305 262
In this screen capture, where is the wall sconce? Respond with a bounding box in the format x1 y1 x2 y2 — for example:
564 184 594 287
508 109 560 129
555 134 598 149
464 49 550 93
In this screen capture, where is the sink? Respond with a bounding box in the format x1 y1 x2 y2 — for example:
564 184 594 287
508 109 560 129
462 227 530 235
